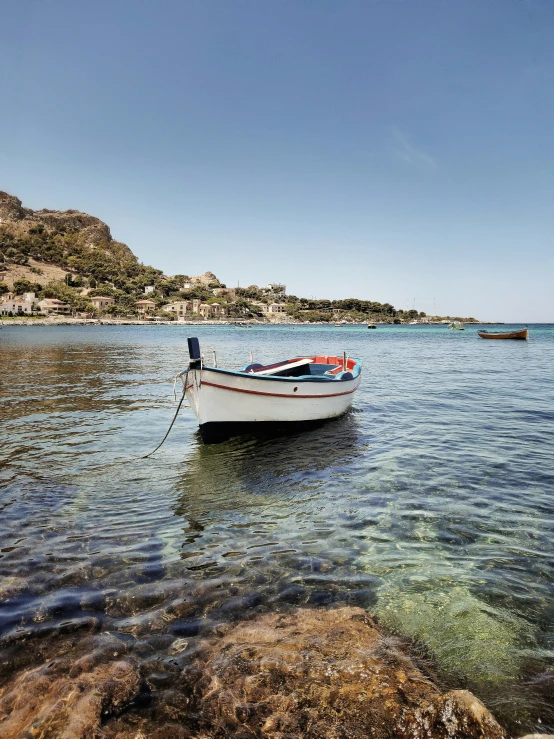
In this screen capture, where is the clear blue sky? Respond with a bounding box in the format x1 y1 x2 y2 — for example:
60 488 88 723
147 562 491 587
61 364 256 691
2 0 553 321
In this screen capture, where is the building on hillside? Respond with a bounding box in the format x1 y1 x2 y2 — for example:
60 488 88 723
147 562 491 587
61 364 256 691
267 302 286 313
135 299 157 315
198 303 227 319
211 304 227 318
250 301 267 313
182 282 194 290
262 283 286 298
91 296 115 310
250 301 286 315
160 301 192 318
144 286 155 294
23 292 39 305
38 298 71 315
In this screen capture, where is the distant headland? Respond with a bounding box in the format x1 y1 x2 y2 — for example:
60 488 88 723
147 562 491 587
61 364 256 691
0 191 478 324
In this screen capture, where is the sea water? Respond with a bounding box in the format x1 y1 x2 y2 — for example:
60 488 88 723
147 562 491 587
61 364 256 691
1 323 553 732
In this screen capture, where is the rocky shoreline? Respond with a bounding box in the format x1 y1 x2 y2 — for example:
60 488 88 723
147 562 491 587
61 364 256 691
0 605 544 738
1 317 487 327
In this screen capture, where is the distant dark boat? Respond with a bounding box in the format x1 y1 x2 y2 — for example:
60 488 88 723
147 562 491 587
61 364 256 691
367 324 376 329
477 328 528 340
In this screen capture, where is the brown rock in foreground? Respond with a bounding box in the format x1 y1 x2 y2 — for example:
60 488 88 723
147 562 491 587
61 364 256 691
0 656 140 738
192 607 506 739
0 606 508 738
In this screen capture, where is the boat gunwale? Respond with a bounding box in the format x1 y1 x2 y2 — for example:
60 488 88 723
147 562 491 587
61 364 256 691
189 361 362 383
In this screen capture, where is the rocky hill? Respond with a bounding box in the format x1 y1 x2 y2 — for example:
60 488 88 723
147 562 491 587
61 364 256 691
0 191 160 289
0 191 112 242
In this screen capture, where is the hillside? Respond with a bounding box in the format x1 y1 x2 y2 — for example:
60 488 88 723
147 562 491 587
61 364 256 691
0 191 477 323
0 257 69 289
0 191 161 289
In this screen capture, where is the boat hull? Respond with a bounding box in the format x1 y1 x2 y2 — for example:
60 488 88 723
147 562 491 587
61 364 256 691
477 329 528 340
183 366 361 442
198 418 338 443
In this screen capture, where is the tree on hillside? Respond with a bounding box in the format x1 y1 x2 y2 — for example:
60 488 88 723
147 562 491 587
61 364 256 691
13 279 42 295
181 286 212 301
236 286 262 300
89 286 116 297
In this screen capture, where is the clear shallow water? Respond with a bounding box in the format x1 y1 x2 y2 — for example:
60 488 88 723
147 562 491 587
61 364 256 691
1 323 553 732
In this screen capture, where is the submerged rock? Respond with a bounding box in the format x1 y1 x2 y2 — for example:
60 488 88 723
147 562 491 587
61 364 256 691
0 606 509 738
0 655 140 738
375 584 527 692
192 606 506 738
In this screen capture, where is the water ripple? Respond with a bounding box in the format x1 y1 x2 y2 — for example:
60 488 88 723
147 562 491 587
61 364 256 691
1 324 554 732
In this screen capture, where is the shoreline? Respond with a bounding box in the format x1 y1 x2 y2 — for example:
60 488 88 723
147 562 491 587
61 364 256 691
1 317 489 327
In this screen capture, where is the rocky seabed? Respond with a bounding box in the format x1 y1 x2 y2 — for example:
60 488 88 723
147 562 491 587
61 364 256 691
0 606 547 738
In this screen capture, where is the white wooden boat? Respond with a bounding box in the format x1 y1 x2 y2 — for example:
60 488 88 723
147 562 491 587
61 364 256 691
180 338 362 443
449 321 465 330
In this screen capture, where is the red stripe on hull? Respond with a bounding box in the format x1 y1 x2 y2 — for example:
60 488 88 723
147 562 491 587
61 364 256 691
200 379 361 399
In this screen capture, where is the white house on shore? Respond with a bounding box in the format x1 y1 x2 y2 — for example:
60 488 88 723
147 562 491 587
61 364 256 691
1 292 73 316
37 298 71 315
0 298 34 315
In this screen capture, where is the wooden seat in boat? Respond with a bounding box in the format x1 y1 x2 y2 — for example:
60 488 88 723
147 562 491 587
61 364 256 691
252 358 314 376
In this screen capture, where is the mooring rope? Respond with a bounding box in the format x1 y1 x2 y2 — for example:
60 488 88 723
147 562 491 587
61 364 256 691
99 367 193 470
141 394 185 460
138 368 191 459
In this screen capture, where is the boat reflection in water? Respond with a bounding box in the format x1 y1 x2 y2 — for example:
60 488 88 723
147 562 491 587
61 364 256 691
170 410 372 599
174 409 367 522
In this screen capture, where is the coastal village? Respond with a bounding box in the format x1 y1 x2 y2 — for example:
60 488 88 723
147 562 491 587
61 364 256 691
0 273 287 322
0 274 469 325
0 191 477 324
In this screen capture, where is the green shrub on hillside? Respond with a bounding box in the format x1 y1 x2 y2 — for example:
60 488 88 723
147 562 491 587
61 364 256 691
0 224 163 291
13 279 42 295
